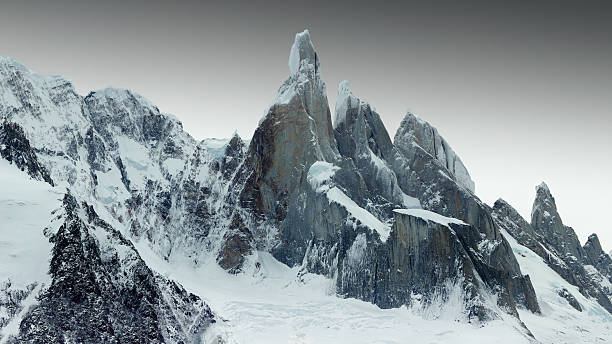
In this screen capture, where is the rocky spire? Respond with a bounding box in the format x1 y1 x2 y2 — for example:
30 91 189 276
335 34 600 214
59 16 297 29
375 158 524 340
394 113 475 192
237 30 339 218
531 182 586 262
584 234 612 281
333 80 419 209
288 30 319 76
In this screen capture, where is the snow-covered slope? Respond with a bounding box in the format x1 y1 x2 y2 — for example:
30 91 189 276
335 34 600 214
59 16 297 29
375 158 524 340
503 228 612 343
0 160 64 342
136 246 534 344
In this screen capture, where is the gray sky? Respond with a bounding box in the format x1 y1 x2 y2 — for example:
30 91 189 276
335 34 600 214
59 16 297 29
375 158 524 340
2 0 611 251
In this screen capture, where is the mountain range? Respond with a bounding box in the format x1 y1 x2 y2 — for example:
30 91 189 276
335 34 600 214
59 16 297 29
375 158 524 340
0 30 610 343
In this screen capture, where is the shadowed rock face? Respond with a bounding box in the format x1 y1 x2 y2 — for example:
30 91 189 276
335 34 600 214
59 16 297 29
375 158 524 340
493 187 612 314
9 194 218 344
0 121 53 185
333 81 414 210
233 30 347 266
336 210 540 320
584 234 612 282
531 183 586 262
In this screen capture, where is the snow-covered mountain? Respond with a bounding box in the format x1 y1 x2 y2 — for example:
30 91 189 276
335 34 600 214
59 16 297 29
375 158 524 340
1 30 611 343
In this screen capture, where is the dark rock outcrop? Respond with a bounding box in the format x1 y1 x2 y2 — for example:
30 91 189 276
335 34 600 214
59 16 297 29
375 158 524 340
583 234 612 282
558 288 582 312
531 183 587 263
0 121 53 185
10 194 219 344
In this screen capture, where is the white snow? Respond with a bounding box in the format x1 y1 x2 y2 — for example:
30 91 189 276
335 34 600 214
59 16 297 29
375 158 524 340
307 161 339 191
401 193 422 209
288 30 310 75
163 157 185 176
202 138 230 159
327 187 392 241
333 80 359 127
0 160 64 341
115 136 164 189
501 228 612 343
393 208 467 228
132 241 534 344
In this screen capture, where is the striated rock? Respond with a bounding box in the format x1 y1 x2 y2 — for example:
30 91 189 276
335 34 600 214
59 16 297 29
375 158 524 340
389 112 535 313
493 187 612 314
333 81 420 212
531 182 586 263
394 113 474 192
336 208 540 320
233 30 343 267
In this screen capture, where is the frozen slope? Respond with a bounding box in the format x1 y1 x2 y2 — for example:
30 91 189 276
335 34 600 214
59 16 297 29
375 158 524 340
500 228 612 343
133 241 534 344
0 160 65 341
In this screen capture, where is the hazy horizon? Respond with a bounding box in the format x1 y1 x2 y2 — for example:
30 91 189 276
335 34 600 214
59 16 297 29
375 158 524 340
2 0 611 252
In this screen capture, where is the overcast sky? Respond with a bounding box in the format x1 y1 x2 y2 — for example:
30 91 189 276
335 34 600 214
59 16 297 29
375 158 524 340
2 0 611 251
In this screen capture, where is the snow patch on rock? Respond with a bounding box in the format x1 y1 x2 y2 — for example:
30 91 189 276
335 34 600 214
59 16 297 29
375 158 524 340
393 208 467 228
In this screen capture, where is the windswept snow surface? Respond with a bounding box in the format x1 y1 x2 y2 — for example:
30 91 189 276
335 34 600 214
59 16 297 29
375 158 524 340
0 160 65 341
501 228 612 343
133 241 533 344
393 208 467 228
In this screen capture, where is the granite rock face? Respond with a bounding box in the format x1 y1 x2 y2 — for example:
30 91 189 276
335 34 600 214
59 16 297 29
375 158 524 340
226 31 540 321
336 209 515 320
333 81 418 213
394 113 475 192
492 184 612 314
531 183 587 262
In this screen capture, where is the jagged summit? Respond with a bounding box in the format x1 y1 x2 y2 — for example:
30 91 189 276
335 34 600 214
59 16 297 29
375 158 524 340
288 29 318 75
536 181 551 194
86 87 158 110
394 112 475 192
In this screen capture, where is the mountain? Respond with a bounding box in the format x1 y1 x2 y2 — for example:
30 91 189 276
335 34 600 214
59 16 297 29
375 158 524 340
0 30 611 343
493 183 612 314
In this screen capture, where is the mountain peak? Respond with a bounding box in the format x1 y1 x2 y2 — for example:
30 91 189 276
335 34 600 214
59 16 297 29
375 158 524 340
536 181 550 194
394 112 475 192
288 29 318 75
